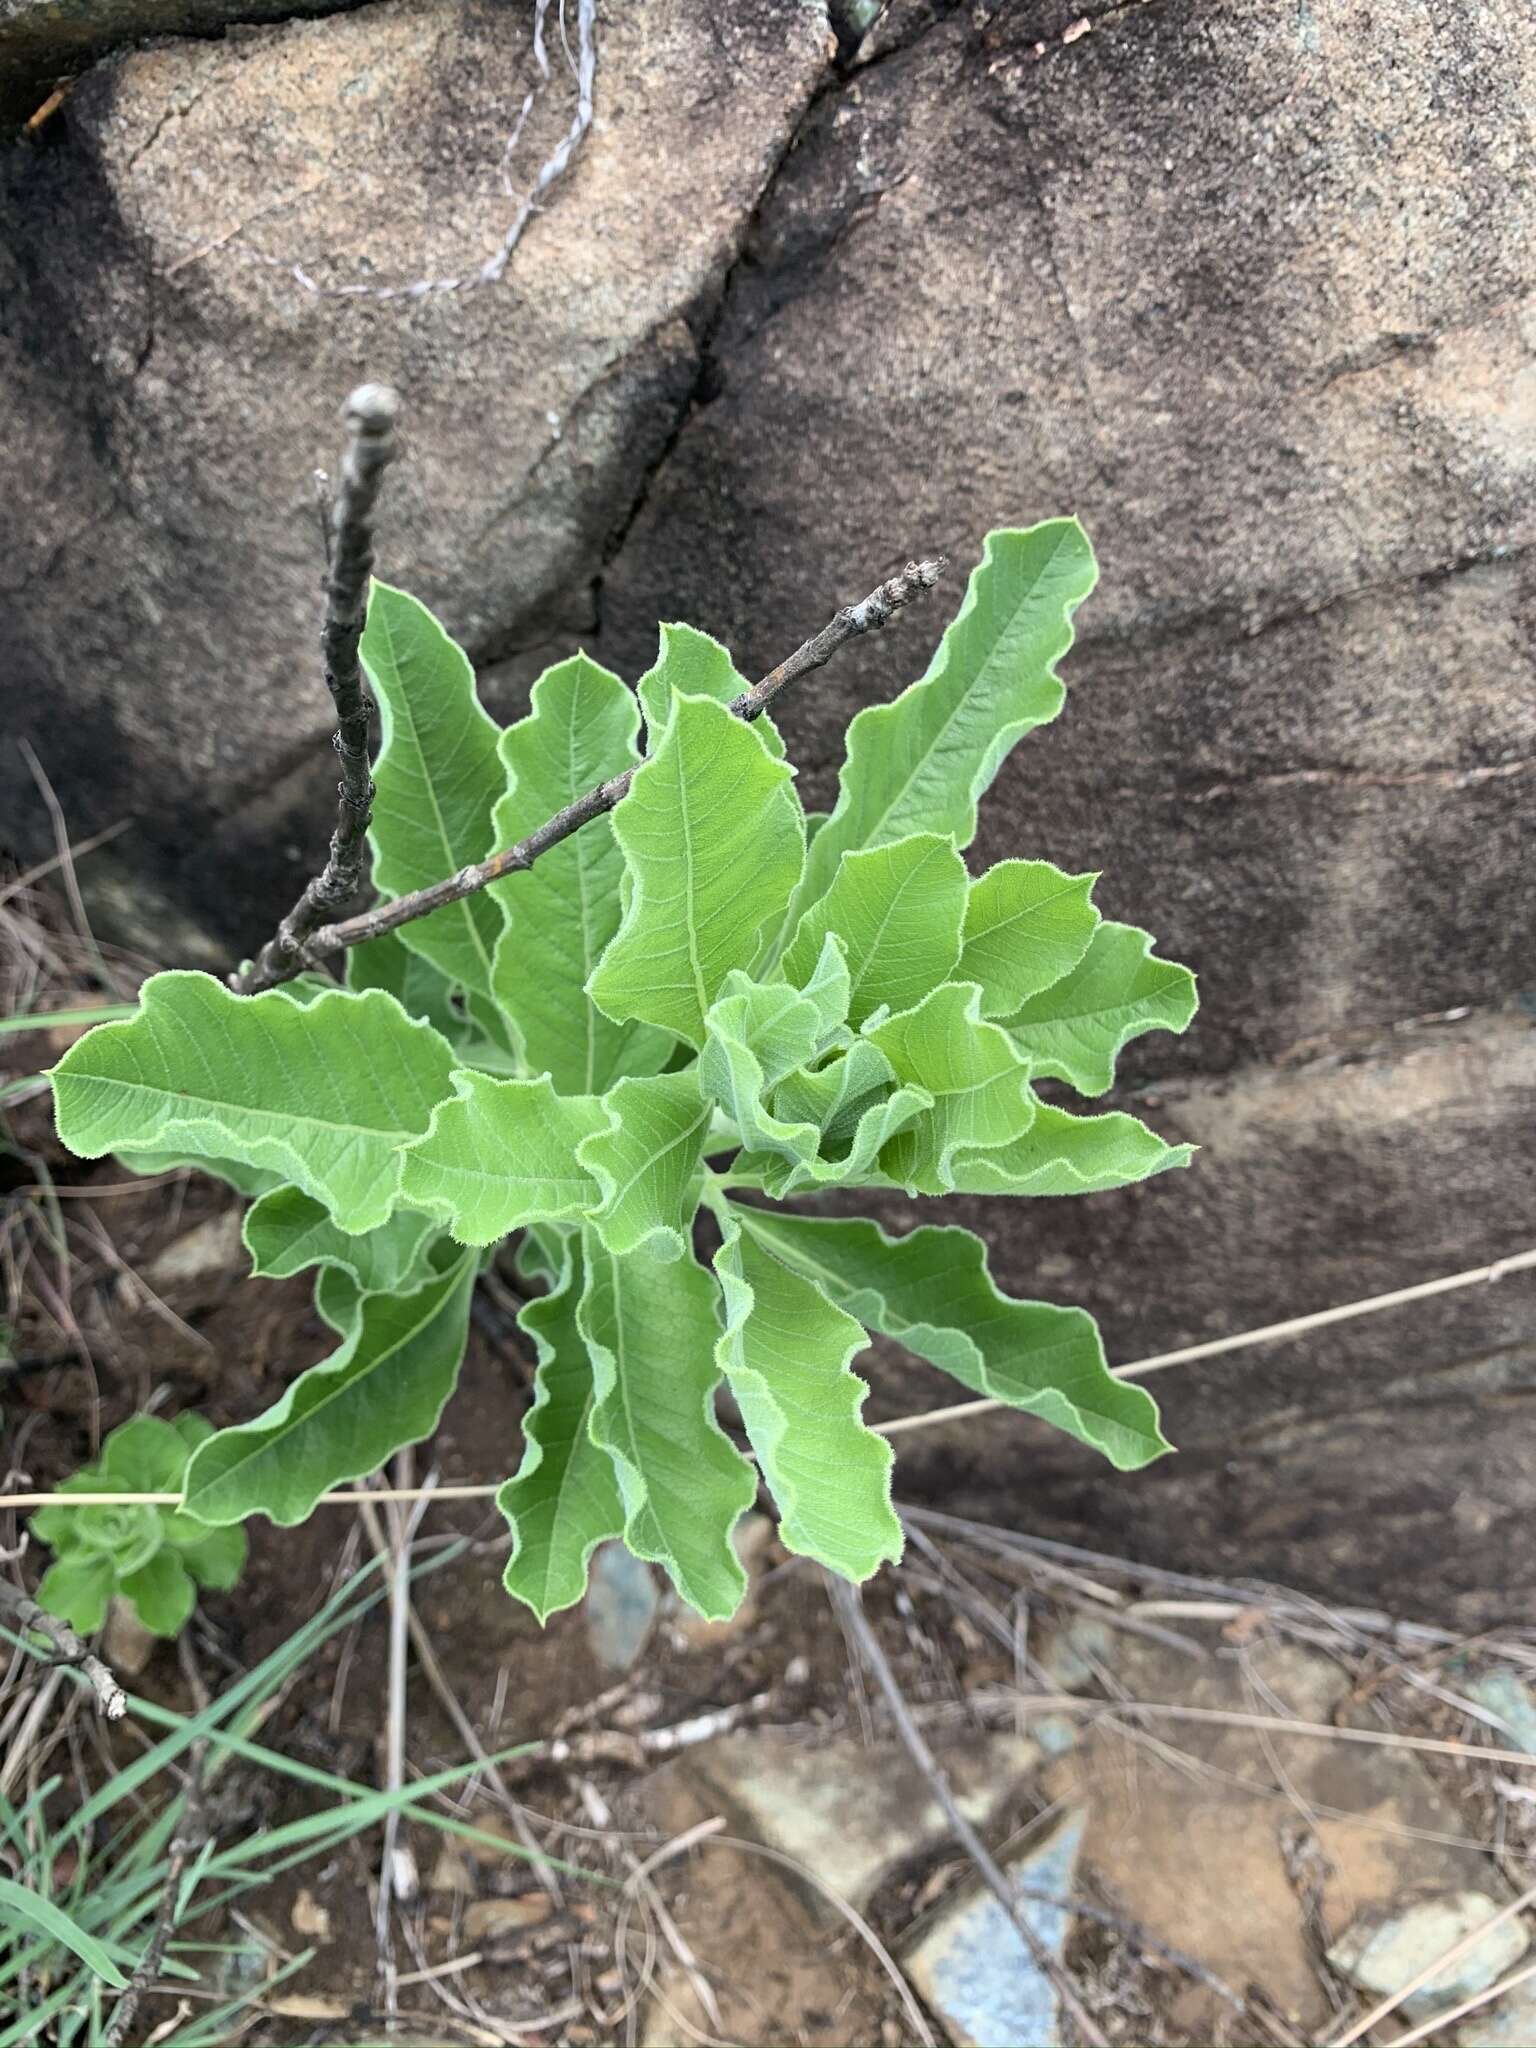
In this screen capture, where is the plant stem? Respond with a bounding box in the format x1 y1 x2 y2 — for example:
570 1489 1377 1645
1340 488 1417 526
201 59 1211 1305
233 555 947 994
232 386 400 995
0 1577 127 1718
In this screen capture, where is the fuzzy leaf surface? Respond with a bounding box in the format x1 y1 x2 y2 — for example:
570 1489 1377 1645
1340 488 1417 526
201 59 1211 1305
740 1040 931 1197
587 693 804 1047
243 1186 442 1294
867 983 1035 1194
950 1100 1195 1196
399 1072 608 1245
788 522 1095 927
51 973 456 1235
580 1231 756 1619
491 654 672 1092
183 1249 477 1525
784 834 967 1028
1000 921 1198 1095
959 861 1101 1015
577 1070 713 1260
498 1236 623 1621
636 623 785 759
713 1207 899 1580
699 971 834 1169
733 1208 1168 1470
362 582 509 1018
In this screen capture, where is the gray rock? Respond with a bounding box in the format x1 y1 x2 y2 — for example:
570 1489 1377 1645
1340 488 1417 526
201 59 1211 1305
1329 1893 1529 2021
0 0 359 125
681 1728 1040 1923
583 1542 659 1674
0 0 830 962
904 1809 1087 2048
144 1208 245 1290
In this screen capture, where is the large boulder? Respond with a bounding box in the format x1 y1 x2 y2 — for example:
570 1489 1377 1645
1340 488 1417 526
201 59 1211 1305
0 0 830 959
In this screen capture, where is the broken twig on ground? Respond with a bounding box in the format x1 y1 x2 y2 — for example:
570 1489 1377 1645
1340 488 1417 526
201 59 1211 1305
235 551 946 992
0 1575 126 1718
232 385 400 994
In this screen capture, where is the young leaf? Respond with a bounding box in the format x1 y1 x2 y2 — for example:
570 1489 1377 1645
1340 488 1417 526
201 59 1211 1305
491 654 673 1093
732 1207 1169 1471
587 692 805 1047
119 1549 196 1637
100 1414 190 1493
999 921 1198 1095
866 982 1036 1195
578 1070 713 1261
399 1071 609 1246
787 521 1096 929
244 1186 442 1294
166 1518 247 1592
699 971 835 1169
50 973 457 1235
949 1099 1195 1196
636 622 785 760
959 861 1101 1015
183 1249 478 1525
362 582 510 1022
580 1230 756 1619
712 1206 899 1580
783 834 968 1028
498 1236 623 1621
35 1554 114 1636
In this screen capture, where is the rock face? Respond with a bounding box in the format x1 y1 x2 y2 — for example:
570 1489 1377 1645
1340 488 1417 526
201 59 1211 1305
3 0 1535 1610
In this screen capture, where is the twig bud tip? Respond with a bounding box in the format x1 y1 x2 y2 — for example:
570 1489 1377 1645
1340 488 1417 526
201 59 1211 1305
344 383 401 434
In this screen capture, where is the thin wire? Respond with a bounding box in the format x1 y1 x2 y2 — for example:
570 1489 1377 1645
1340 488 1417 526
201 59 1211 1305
4 1245 1533 1510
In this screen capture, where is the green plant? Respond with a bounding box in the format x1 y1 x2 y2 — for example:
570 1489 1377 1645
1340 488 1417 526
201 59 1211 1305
31 1416 246 1638
47 513 1196 1624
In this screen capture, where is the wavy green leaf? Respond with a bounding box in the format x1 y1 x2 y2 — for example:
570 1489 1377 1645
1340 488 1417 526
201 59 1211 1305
999 921 1198 1095
183 1249 477 1525
399 1072 608 1246
636 622 784 759
784 834 967 1028
578 1070 713 1260
498 1235 623 1621
733 1208 1168 1470
959 861 1101 1015
116 1149 282 1199
950 1099 1195 1196
491 654 673 1092
580 1230 756 1619
866 982 1035 1195
787 522 1096 931
244 1185 442 1294
713 1206 898 1580
588 693 805 1047
51 972 457 1235
362 581 509 1022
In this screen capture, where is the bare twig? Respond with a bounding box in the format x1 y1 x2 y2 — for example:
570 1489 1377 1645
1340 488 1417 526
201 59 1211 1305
0 1577 126 1718
103 1637 211 2046
824 1574 1111 2048
232 385 400 994
234 554 948 993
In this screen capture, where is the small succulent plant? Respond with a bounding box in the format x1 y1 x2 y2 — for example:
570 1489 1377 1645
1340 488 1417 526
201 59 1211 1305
33 1415 246 1637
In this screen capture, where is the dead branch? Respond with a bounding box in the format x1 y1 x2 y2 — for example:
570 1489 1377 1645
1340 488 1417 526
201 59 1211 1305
0 1576 126 1719
232 384 400 994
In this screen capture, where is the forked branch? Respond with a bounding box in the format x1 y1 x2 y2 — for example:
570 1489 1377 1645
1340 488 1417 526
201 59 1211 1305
234 550 947 995
232 384 400 995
